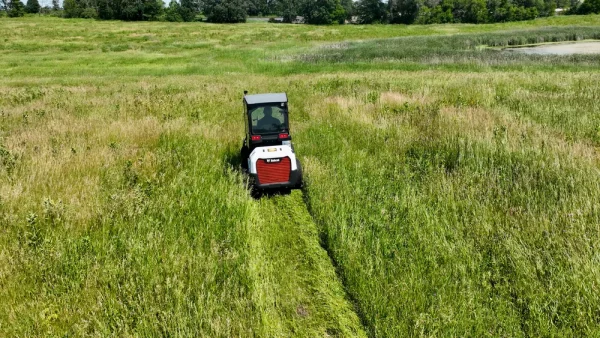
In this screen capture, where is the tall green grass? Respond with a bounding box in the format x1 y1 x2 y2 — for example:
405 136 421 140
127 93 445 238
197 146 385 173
299 73 600 336
0 78 364 336
1 133 260 335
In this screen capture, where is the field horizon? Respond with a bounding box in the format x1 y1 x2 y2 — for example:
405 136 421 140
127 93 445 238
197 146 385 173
2 15 600 337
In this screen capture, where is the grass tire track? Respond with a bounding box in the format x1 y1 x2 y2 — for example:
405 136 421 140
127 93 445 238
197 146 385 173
247 190 367 337
301 189 374 338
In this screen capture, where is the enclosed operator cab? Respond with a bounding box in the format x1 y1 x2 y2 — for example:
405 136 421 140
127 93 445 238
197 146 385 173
240 92 303 191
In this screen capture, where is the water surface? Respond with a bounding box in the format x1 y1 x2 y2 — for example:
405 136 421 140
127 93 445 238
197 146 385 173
506 41 600 55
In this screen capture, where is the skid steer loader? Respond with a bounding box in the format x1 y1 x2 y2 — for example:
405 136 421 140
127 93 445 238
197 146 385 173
240 91 303 191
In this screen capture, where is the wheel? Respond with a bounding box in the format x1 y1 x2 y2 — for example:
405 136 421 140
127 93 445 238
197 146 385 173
295 159 304 189
240 145 249 171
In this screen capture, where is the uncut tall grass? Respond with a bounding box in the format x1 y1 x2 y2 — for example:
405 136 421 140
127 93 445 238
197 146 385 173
300 72 600 336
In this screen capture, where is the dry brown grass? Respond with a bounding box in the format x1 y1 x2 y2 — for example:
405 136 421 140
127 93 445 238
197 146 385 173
440 106 600 165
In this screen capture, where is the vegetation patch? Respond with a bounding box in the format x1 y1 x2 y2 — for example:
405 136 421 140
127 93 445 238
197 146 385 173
299 26 600 66
1 15 600 336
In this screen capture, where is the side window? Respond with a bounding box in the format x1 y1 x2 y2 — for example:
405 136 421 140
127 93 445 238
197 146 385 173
251 108 263 127
271 108 285 123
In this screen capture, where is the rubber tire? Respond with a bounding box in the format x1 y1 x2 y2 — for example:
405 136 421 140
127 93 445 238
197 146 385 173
295 159 304 189
240 145 249 171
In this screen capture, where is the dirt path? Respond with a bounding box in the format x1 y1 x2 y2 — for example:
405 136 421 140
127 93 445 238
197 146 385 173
246 190 367 337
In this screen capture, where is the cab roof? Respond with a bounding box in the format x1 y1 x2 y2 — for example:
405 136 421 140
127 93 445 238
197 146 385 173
244 93 287 105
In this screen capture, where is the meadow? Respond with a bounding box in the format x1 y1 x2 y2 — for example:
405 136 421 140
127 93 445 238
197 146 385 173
1 15 600 336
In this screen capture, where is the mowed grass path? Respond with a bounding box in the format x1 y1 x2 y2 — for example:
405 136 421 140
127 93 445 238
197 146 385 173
1 16 600 336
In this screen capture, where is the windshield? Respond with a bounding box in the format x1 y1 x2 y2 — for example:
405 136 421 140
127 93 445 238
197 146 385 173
250 105 288 134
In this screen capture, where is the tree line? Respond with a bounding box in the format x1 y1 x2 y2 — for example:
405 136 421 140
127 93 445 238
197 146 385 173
1 0 598 23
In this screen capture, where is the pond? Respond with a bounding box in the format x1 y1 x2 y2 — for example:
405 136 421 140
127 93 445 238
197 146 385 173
504 41 600 55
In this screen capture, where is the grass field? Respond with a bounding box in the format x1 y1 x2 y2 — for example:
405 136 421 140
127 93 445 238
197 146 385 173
1 15 600 336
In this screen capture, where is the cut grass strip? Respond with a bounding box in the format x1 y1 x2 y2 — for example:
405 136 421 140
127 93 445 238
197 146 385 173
247 191 367 337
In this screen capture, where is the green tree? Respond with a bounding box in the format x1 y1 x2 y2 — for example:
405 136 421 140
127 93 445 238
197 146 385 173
339 0 353 18
275 0 299 22
118 0 162 20
463 0 488 22
143 0 163 19
180 0 201 21
332 0 346 22
80 6 98 17
355 0 387 23
541 0 556 16
8 0 26 16
389 0 420 23
487 0 512 21
25 0 40 13
245 0 268 15
62 0 82 17
120 0 144 20
97 0 116 19
577 0 600 13
204 0 247 22
301 0 344 24
165 0 183 20
566 0 579 10
416 3 453 23
52 0 59 10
